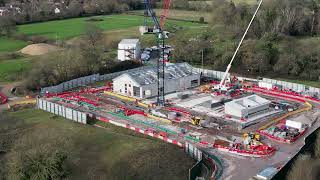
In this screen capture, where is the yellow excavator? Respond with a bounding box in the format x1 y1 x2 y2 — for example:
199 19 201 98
191 116 202 126
243 133 261 144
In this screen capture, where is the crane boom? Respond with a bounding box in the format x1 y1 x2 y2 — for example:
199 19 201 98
219 0 263 87
160 0 172 29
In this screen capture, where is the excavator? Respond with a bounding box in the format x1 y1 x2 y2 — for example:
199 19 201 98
191 116 203 126
243 133 261 142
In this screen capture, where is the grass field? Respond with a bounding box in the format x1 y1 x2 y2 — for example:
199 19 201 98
0 37 28 53
18 14 202 40
2 109 194 179
0 58 31 82
133 9 211 22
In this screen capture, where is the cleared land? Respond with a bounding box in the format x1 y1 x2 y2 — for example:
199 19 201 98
1 109 194 179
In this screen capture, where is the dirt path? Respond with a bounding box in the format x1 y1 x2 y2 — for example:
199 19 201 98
0 81 27 111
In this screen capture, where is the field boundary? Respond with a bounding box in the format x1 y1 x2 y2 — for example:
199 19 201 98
125 12 208 24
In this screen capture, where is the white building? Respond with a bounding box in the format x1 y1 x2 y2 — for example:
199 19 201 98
112 63 200 99
258 81 273 90
0 8 9 16
224 94 271 118
54 7 61 14
117 39 141 61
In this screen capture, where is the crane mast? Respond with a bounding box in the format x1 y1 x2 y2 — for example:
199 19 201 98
217 0 263 90
143 0 172 106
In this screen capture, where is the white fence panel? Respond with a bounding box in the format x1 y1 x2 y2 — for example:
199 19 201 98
37 98 87 124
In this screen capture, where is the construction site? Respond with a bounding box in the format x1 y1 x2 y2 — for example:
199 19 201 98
5 0 319 180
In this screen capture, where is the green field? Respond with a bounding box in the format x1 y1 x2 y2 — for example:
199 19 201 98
1 109 194 179
0 37 28 53
18 14 202 40
0 58 31 82
133 9 211 22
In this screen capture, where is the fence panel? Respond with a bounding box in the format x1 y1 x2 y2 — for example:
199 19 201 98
37 99 87 124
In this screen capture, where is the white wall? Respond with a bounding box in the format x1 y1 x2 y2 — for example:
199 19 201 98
113 74 141 97
117 41 141 61
140 74 200 99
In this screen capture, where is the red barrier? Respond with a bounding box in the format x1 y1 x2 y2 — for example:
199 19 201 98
125 109 147 116
247 87 306 103
257 127 308 144
0 92 8 104
249 87 320 103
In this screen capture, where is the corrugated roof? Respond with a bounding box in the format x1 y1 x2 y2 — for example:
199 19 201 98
119 39 140 45
114 63 198 86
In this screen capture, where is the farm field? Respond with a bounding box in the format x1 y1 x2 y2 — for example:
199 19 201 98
0 37 29 53
17 14 204 40
0 109 194 179
0 58 31 82
133 9 211 22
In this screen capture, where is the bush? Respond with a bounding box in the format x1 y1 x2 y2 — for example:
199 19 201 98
85 18 104 22
199 17 205 23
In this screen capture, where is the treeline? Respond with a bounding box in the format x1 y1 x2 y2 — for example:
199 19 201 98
22 24 142 91
1 0 141 24
173 0 320 81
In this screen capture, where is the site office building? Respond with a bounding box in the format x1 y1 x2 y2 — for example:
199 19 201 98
118 39 141 61
112 63 200 99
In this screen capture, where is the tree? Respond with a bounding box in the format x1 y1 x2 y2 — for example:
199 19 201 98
0 16 17 37
286 155 320 180
67 0 83 17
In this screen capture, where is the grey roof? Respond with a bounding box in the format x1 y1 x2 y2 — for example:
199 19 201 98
225 94 271 110
119 39 140 45
114 63 198 86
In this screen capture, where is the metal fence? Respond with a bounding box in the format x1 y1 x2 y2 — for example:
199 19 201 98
185 142 203 161
40 66 319 96
193 67 230 80
262 78 320 95
194 67 320 96
37 98 87 124
40 66 148 95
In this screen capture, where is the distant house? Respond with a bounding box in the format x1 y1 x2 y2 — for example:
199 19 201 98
54 7 61 14
0 7 9 16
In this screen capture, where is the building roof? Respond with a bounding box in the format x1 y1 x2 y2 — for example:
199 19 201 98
119 39 140 45
113 63 198 86
225 94 270 110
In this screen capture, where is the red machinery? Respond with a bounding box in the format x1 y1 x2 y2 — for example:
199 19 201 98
0 92 8 104
160 0 172 29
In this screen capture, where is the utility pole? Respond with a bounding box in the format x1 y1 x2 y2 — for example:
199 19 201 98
201 49 204 71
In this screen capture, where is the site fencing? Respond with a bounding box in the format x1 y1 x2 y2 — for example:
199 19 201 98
37 98 87 124
40 66 149 95
185 142 203 161
193 67 320 96
40 66 319 97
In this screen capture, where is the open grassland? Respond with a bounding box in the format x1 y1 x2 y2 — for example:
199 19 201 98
2 109 194 179
18 14 202 40
0 58 31 82
133 9 211 22
0 37 28 53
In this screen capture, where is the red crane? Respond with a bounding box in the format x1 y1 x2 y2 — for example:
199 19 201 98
160 0 172 29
